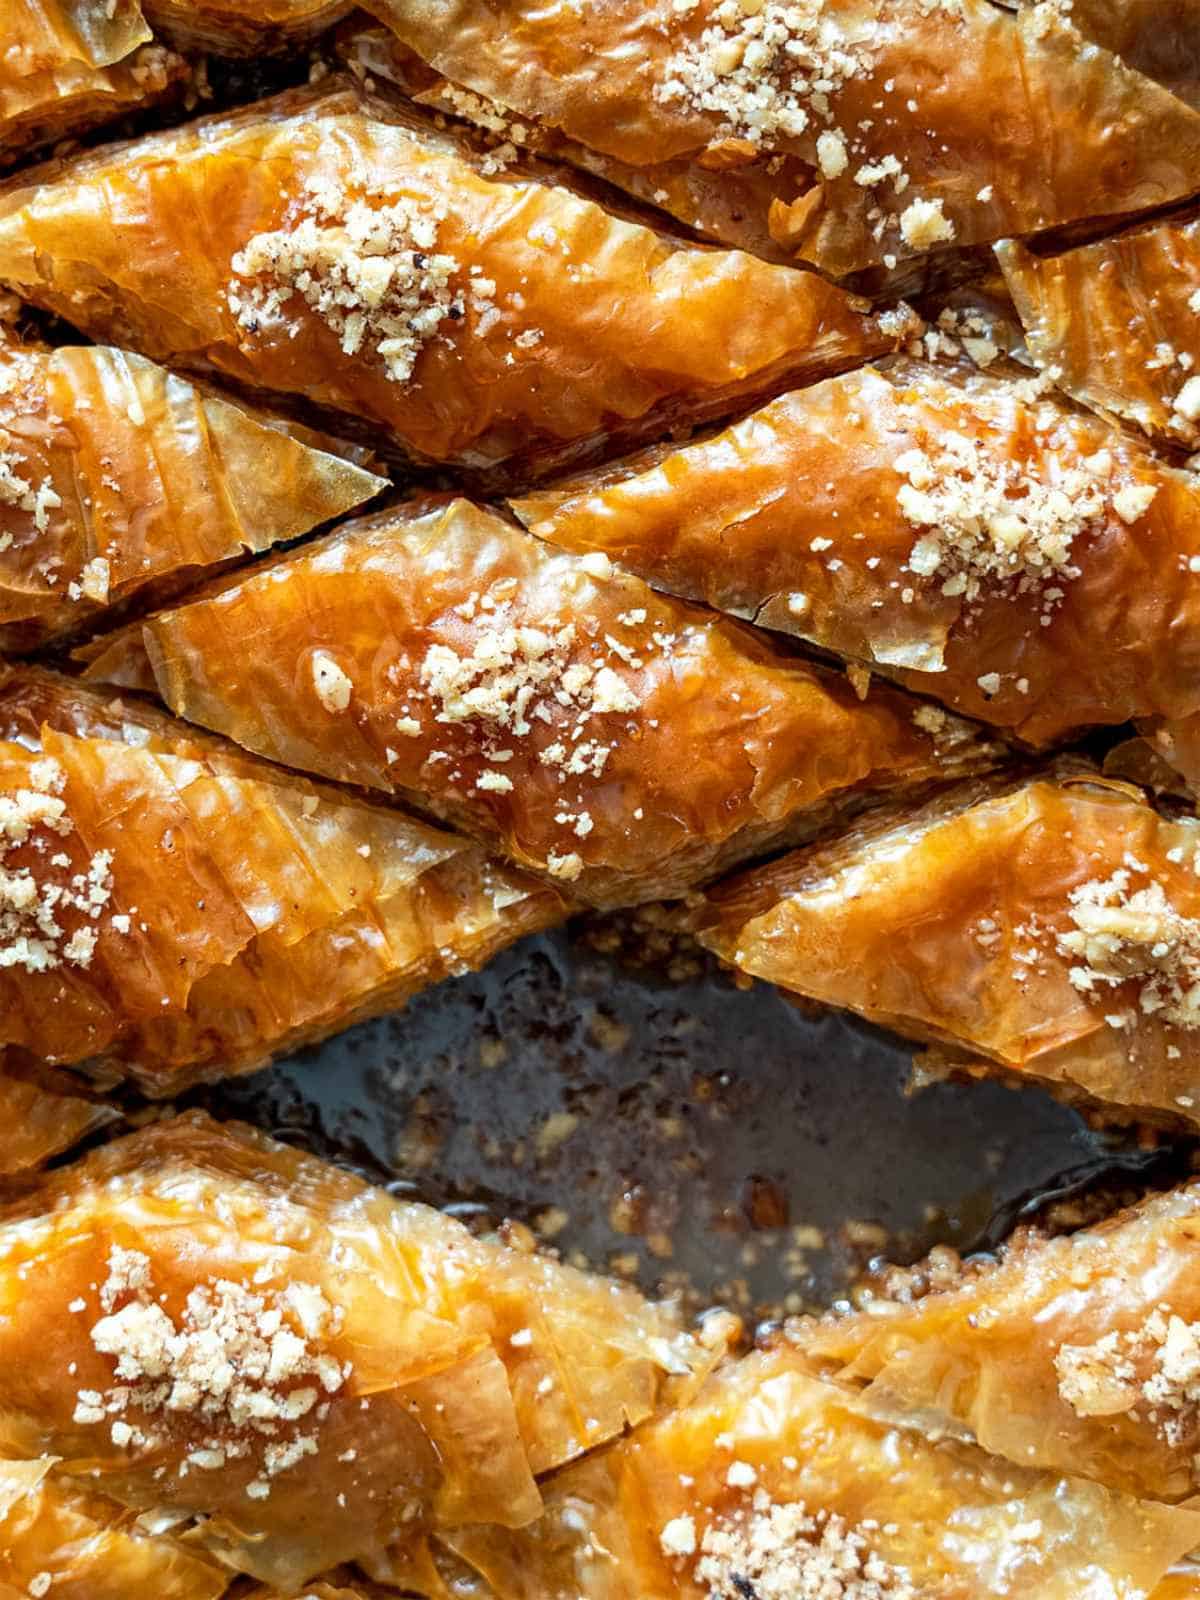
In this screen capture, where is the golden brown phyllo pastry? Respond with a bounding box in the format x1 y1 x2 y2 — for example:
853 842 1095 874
144 0 352 53
693 765 1200 1129
0 1058 116 1179
1015 0 1200 107
0 1113 704 1589
0 82 907 482
355 0 1200 277
805 1180 1200 1507
0 1455 231 1599
0 1 188 158
334 23 813 269
0 663 564 1094
998 220 1200 453
383 1340 1200 1599
516 357 1199 745
78 497 1003 908
0 337 384 651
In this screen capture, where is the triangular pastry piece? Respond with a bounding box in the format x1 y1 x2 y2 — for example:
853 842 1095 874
694 764 1200 1129
998 222 1200 451
806 1179 1200 1505
0 1113 703 1587
1 1 187 157
0 337 384 650
0 664 565 1094
390 1343 1200 1598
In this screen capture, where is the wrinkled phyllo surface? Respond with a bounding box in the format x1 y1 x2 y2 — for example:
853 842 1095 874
0 1058 115 1179
0 84 906 482
0 1455 231 1599
1017 0 1200 108
334 24 812 270
806 1181 1200 1508
998 221 1200 453
143 0 352 53
516 357 1199 745
0 663 564 1093
1 1 188 158
0 1113 704 1588
0 338 385 651
357 0 1200 278
694 766 1200 1129
389 1342 1200 1599
80 497 1002 908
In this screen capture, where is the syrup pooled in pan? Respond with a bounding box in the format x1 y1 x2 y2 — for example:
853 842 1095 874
191 924 1191 1321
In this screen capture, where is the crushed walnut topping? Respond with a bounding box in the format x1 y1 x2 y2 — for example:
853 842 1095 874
414 600 646 852
898 197 955 251
0 758 113 976
229 180 494 383
1056 866 1200 1031
654 0 965 254
312 650 353 714
655 0 884 149
67 556 111 607
0 442 61 535
1057 1307 1200 1455
77 1247 349 1498
691 1493 916 1599
894 425 1149 610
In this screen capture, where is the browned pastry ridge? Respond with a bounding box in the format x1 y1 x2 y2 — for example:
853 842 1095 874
805 1179 1200 1506
76 496 1004 908
0 81 908 483
0 1113 706 1589
0 1 189 158
515 355 1200 745
0 663 565 1096
693 765 1200 1129
355 0 1200 275
998 220 1200 453
0 336 384 651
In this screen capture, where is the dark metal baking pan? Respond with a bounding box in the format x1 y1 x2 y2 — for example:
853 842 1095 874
189 921 1189 1322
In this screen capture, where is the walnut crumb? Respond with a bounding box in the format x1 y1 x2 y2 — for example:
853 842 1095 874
311 651 353 714
1057 869 1200 1031
695 1495 915 1599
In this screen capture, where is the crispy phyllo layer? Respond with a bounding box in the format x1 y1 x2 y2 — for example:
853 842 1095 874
144 0 352 53
241 1583 380 1600
81 497 1000 908
0 663 564 1093
694 766 1200 1128
0 1455 231 1599
0 1113 704 1587
336 25 807 266
0 1058 116 1178
1 2 188 158
401 1343 1200 1599
0 84 904 481
516 358 1198 745
1017 0 1200 107
0 338 384 651
806 1181 1200 1505
1139 716 1200 804
360 0 1200 277
998 222 1200 452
